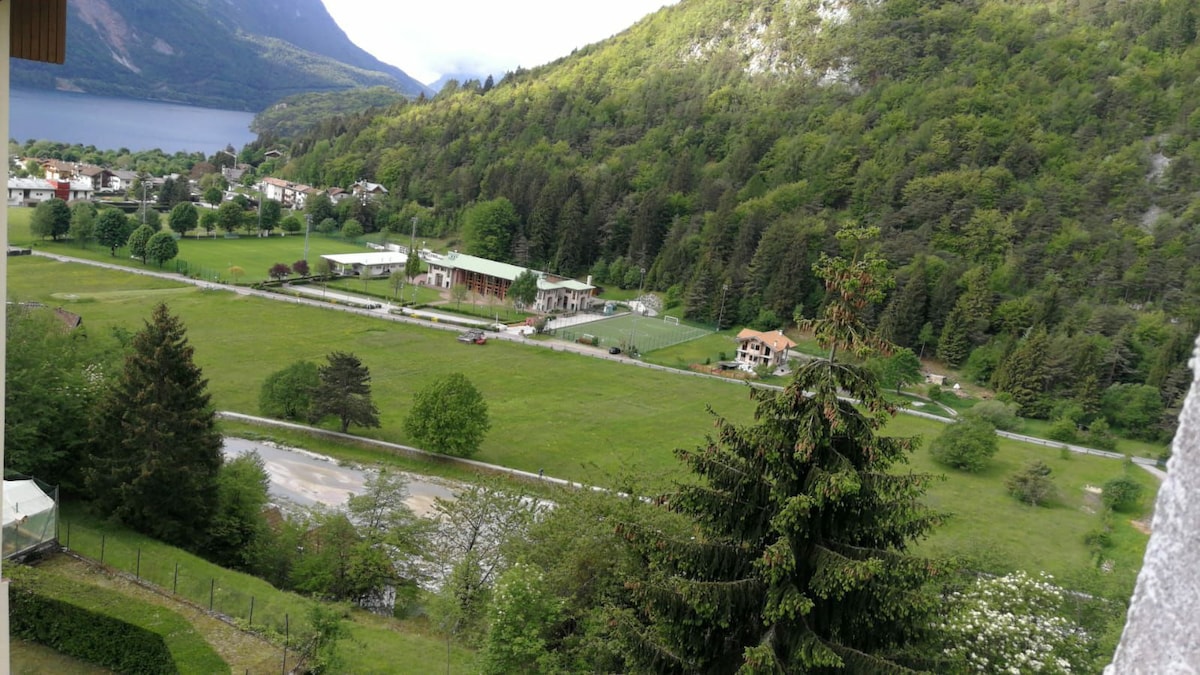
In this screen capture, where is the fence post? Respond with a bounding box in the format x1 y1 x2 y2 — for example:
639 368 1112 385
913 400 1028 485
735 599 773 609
100 534 105 564
249 596 254 626
173 562 179 594
209 578 215 611
282 614 289 674
136 549 141 580
65 521 70 548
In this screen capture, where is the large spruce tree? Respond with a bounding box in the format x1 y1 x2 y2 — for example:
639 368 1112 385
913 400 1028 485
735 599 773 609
618 225 943 672
86 303 223 548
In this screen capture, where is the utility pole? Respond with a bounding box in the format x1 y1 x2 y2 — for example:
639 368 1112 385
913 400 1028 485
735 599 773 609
629 267 646 355
303 214 312 263
716 282 729 332
141 173 148 225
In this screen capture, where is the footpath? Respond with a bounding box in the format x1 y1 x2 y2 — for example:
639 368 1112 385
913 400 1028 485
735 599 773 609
29 250 1163 474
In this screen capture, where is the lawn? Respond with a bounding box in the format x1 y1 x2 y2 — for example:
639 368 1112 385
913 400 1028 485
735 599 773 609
324 276 445 306
7 256 1157 600
551 312 712 353
7 206 369 282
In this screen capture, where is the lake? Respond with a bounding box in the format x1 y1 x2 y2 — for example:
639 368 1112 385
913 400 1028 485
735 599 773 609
9 87 258 154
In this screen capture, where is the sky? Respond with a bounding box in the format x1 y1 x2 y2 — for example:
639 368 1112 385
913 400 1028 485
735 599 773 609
322 0 680 86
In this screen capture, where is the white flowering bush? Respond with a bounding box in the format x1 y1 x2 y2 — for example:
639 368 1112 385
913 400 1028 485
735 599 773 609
937 571 1091 673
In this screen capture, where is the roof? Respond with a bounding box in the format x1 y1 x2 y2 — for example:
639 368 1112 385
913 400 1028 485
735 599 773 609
7 177 92 191
3 480 55 527
429 251 595 292
321 252 408 266
736 329 797 351
353 180 388 194
111 170 138 181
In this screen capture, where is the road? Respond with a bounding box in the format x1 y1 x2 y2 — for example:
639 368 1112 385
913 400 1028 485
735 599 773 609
222 436 457 516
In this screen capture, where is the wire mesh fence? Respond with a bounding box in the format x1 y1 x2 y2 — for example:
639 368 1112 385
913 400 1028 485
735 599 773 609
59 519 311 657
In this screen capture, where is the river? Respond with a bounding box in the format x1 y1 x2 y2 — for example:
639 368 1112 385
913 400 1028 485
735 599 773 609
9 87 258 154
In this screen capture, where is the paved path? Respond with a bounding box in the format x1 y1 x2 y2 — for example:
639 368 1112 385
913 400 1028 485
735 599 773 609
31 249 1164 469
222 436 457 515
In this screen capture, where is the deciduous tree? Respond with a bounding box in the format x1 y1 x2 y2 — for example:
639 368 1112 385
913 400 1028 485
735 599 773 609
85 303 223 548
217 200 245 233
930 417 999 472
259 360 319 420
341 219 364 241
463 197 517 261
509 269 538 310
95 209 130 256
168 202 198 237
203 452 271 569
127 224 157 263
30 198 71 241
146 231 179 267
68 201 95 247
268 262 292 281
311 352 381 433
292 259 310 277
404 373 490 457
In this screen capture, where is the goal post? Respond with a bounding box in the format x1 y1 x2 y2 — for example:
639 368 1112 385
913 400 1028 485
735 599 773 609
664 316 680 326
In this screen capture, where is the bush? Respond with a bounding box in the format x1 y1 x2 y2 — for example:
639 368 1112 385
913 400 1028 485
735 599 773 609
1046 416 1078 443
937 571 1092 673
1101 475 1144 513
963 399 1022 431
1006 460 1057 507
929 418 998 472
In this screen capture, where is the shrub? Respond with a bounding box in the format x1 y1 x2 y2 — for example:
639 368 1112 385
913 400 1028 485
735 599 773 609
963 399 1022 431
936 571 1092 673
1101 475 1144 513
1006 460 1057 507
1047 416 1078 443
929 418 998 472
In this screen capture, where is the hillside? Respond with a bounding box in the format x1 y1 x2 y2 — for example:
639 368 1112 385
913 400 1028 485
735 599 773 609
275 0 1200 442
9 0 429 111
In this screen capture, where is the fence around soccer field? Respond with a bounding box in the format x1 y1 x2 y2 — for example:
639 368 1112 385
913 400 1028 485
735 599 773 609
549 313 710 353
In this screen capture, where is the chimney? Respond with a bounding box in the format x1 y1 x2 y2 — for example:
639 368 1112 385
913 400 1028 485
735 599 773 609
586 275 593 286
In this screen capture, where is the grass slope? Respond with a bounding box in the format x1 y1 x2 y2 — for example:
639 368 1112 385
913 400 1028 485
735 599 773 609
57 507 475 673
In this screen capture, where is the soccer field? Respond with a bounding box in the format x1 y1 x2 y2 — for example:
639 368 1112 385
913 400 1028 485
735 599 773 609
551 313 711 353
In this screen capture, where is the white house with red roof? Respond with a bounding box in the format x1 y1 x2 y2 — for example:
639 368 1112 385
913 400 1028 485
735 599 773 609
734 328 797 370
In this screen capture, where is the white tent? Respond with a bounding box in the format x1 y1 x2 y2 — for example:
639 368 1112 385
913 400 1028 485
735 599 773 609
2 479 56 558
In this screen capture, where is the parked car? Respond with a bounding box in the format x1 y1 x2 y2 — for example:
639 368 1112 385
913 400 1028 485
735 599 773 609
608 346 621 355
457 329 487 345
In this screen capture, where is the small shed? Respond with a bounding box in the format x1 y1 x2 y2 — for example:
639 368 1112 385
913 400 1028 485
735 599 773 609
3 479 57 559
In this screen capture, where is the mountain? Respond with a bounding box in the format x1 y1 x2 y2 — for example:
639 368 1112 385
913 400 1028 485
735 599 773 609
277 0 1200 434
428 71 493 94
9 0 430 111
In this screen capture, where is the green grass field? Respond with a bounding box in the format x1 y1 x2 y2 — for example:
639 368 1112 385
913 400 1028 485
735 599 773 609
7 206 368 283
5 255 1158 602
552 312 712 353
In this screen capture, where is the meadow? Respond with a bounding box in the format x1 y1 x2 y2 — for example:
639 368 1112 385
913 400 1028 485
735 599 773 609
5 255 1159 599
7 206 368 282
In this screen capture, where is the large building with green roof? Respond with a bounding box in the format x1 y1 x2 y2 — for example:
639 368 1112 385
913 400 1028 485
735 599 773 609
425 251 596 313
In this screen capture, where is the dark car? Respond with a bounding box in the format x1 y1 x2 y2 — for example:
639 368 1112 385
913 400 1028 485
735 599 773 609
608 346 621 355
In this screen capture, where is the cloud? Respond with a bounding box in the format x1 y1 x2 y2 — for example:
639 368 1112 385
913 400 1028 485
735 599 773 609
324 0 677 85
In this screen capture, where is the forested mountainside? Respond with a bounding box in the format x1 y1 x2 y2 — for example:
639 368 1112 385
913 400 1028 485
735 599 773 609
275 0 1200 437
10 0 428 111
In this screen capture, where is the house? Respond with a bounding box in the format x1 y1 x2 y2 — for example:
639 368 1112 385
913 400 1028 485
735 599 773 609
351 179 388 201
320 251 408 277
263 149 285 160
424 251 595 313
259 176 313 208
7 177 92 205
221 163 251 184
734 328 797 370
77 165 114 191
109 170 138 192
327 187 351 204
38 158 77 181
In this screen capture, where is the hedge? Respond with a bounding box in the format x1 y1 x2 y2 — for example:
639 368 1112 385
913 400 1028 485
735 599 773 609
8 563 228 674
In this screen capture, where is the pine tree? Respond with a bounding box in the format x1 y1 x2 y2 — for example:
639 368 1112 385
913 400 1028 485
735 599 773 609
877 259 929 348
618 224 942 673
86 303 223 548
936 304 972 367
311 351 381 433
992 326 1052 418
